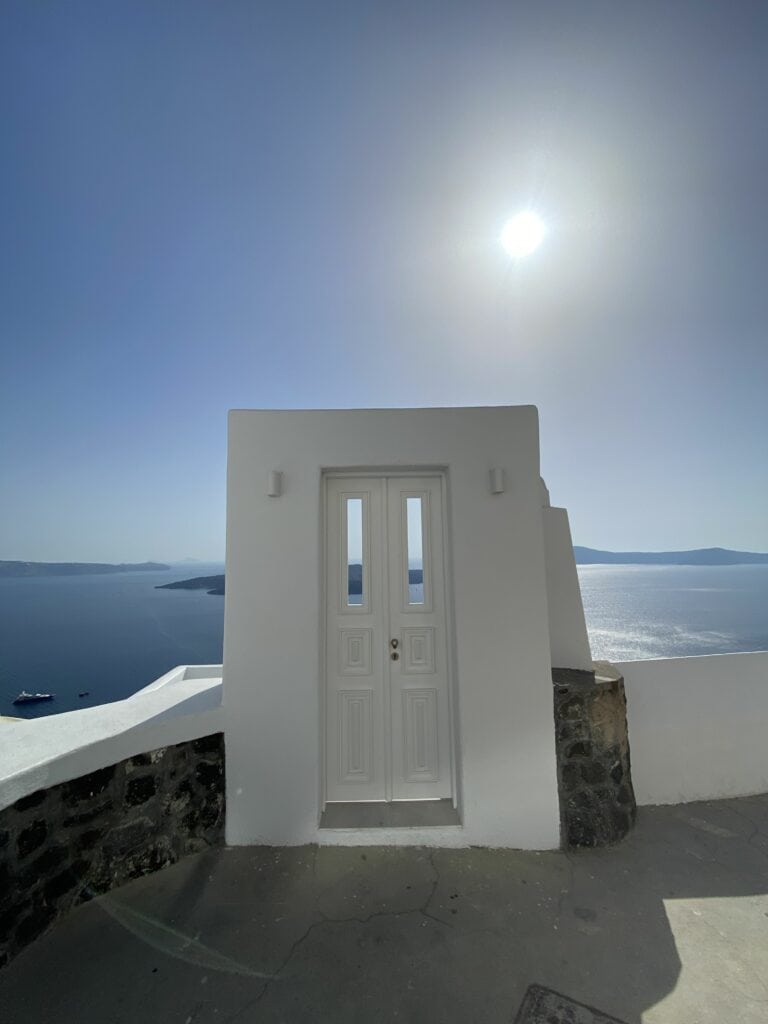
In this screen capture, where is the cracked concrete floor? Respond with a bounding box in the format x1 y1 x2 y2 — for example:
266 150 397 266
2 794 768 1024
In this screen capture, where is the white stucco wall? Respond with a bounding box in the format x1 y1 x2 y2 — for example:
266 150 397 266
223 406 561 849
0 667 223 812
618 652 768 806
542 506 593 672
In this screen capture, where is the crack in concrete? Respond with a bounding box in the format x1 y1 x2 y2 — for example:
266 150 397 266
237 850 451 1013
724 804 768 864
421 849 451 927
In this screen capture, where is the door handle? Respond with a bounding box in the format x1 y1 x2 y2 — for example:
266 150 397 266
391 652 400 661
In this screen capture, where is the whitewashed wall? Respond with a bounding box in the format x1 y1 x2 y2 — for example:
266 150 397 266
618 652 768 805
0 667 223 812
542 506 593 672
224 406 561 849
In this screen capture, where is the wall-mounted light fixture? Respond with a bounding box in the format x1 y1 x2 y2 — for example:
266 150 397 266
489 467 506 495
267 470 283 497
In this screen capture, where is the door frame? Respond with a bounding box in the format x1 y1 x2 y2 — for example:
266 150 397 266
319 467 460 814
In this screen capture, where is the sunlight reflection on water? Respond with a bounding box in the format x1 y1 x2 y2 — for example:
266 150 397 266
578 564 768 662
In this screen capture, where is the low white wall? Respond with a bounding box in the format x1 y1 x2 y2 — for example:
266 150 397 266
542 507 593 672
135 664 223 694
618 652 768 806
0 667 223 812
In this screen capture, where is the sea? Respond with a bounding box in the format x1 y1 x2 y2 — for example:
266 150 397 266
579 563 768 662
1 563 766 720
0 564 225 720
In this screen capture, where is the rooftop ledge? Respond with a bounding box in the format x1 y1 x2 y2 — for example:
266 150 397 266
0 665 223 813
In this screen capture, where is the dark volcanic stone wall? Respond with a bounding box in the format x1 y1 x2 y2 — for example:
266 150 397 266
0 733 224 970
553 664 637 848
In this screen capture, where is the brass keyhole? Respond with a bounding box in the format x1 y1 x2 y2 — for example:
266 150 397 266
390 638 399 649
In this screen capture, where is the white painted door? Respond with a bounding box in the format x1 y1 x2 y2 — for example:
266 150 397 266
325 475 453 803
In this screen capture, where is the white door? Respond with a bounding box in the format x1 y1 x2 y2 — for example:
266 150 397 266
325 475 453 803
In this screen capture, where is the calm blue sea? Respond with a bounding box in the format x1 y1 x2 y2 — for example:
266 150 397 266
1 563 766 720
0 565 224 720
578 564 768 662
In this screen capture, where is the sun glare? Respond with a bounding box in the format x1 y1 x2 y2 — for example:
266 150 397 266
500 211 546 258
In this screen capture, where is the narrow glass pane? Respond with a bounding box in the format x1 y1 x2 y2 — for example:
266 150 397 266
346 498 364 606
406 497 424 604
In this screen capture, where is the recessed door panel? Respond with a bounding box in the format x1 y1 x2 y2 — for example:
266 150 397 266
402 627 435 673
339 690 374 784
402 688 439 782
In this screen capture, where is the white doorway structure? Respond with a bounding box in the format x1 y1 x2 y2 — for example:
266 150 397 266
325 474 454 805
223 406 592 849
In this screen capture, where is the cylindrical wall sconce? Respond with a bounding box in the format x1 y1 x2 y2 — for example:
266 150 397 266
267 470 283 497
489 467 506 495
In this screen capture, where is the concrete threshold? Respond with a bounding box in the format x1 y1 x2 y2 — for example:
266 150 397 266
320 798 460 829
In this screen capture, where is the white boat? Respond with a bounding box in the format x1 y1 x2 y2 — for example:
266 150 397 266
13 691 54 705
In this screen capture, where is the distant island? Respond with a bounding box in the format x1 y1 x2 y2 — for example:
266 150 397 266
156 549 768 599
574 547 768 566
157 575 225 595
158 565 420 598
0 560 170 579
347 564 423 593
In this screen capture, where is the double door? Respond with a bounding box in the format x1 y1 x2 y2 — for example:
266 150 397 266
325 475 453 803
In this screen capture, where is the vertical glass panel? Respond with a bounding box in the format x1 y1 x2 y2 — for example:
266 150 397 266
346 498 364 606
406 497 424 605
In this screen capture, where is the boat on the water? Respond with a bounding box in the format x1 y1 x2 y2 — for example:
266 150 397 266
13 691 54 705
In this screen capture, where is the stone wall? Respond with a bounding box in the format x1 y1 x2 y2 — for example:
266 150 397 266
553 663 637 848
0 732 224 970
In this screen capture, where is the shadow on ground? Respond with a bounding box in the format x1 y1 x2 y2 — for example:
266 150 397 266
2 794 767 1023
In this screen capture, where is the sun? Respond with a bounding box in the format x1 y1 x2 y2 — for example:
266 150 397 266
500 211 546 258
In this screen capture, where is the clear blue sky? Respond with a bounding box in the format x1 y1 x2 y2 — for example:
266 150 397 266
2 1 766 562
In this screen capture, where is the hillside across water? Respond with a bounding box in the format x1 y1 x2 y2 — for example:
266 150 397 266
574 547 768 566
0 560 170 578
157 549 768 598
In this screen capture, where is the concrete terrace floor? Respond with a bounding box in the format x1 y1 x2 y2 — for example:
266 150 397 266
3 795 768 1024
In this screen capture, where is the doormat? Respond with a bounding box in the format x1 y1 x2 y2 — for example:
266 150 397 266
514 984 628 1024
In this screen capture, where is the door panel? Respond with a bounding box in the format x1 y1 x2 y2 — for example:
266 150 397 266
325 479 386 801
386 478 452 800
325 474 453 803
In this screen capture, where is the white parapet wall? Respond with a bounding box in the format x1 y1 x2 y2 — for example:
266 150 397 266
0 666 223 812
618 651 768 806
542 506 593 672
